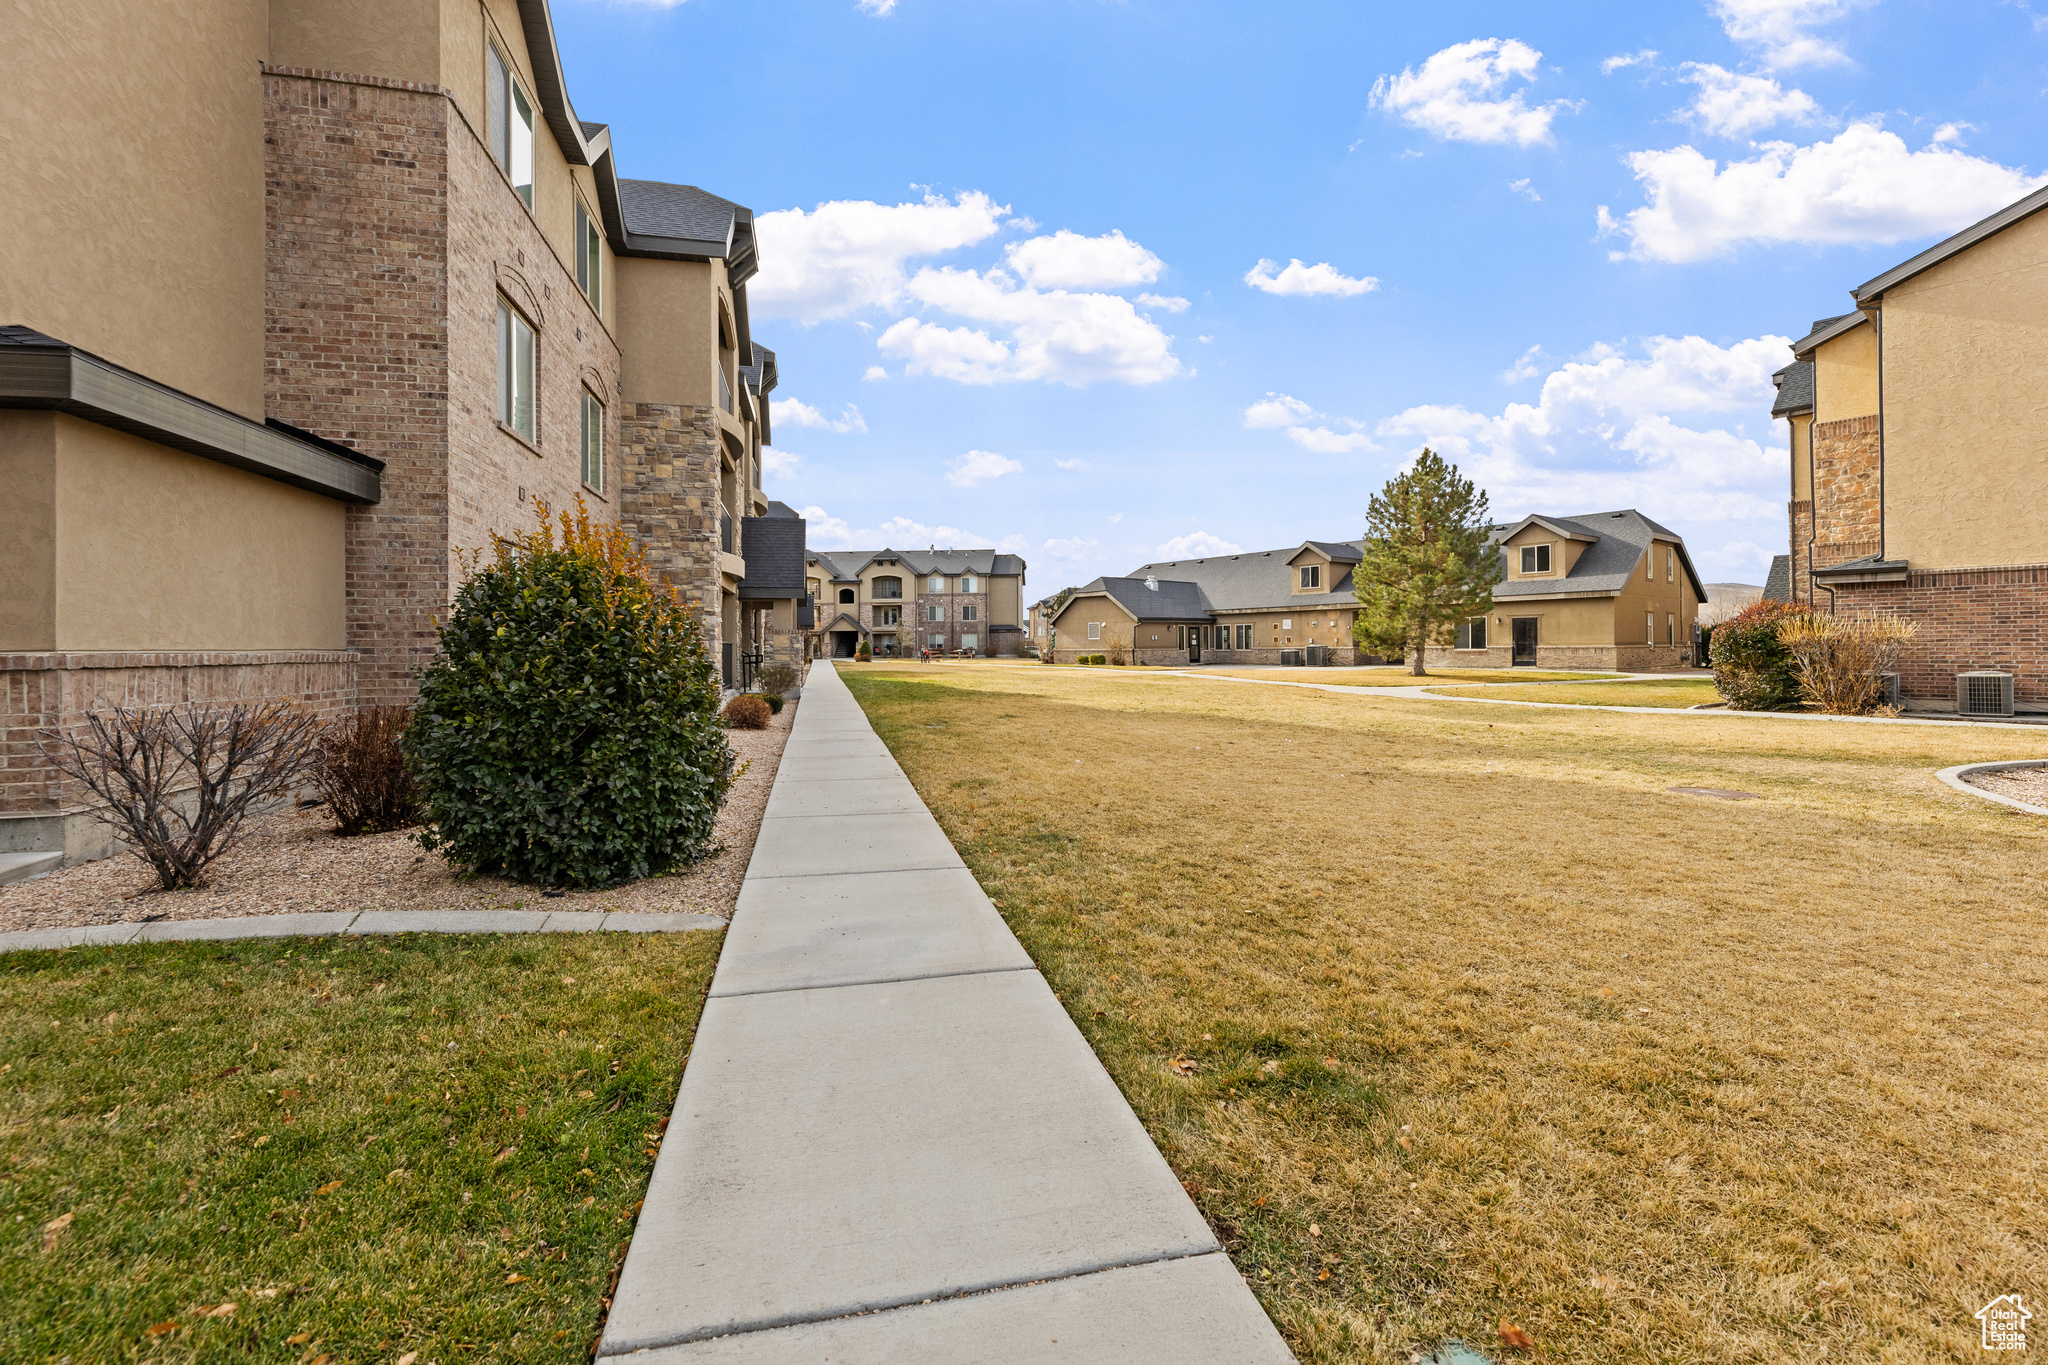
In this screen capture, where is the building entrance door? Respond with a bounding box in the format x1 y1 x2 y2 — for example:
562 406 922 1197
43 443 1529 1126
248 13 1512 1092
1187 630 1201 663
1511 617 1538 666
831 631 857 658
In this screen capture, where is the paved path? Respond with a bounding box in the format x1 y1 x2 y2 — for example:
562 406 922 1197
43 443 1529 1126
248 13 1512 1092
599 662 1293 1362
0 908 722 953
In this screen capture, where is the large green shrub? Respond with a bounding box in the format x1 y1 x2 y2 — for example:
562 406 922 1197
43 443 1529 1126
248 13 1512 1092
405 500 734 888
1709 599 1815 711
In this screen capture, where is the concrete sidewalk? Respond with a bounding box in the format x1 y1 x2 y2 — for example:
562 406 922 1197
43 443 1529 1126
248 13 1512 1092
599 663 1293 1362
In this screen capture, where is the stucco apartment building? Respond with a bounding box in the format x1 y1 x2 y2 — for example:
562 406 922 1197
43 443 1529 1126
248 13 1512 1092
1047 516 1700 670
2 0 802 865
806 550 1029 658
1774 181 2048 706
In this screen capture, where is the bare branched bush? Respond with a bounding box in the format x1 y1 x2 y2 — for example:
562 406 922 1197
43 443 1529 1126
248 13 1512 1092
314 706 422 836
1104 637 1131 667
43 702 322 890
1777 614 1919 714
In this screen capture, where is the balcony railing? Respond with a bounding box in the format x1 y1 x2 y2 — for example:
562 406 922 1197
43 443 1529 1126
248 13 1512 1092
717 367 733 414
720 512 734 554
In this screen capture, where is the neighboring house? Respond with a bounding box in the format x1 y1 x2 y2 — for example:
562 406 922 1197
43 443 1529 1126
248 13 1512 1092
1777 180 2048 703
1028 588 1077 653
1 0 801 866
1049 540 1377 665
1762 556 1793 603
1427 512 1703 670
805 550 1029 658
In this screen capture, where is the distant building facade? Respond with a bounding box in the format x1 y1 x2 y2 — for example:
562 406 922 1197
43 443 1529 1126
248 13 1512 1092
806 550 1028 658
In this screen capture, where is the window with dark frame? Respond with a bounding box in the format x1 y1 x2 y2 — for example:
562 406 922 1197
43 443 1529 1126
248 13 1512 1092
1236 623 1252 649
961 604 978 621
1520 544 1550 574
1300 565 1321 588
1456 617 1488 650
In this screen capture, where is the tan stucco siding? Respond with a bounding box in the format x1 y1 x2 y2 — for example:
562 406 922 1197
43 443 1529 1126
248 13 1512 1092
0 414 59 650
1790 415 1813 500
1489 597 1617 647
2 0 267 417
1610 543 1696 646
1878 211 2048 570
1813 320 1879 425
269 0 441 86
1500 524 1577 582
616 259 721 408
49 416 346 651
990 574 1022 626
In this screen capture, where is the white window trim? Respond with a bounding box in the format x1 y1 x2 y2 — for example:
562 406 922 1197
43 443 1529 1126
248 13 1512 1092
487 41 536 211
579 385 604 491
1087 622 1103 640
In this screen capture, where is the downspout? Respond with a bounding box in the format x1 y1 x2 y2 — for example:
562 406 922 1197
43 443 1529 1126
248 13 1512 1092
1872 305 1886 564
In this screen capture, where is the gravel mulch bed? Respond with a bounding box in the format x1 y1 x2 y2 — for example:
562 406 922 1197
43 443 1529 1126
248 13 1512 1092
1963 762 2048 807
0 701 796 935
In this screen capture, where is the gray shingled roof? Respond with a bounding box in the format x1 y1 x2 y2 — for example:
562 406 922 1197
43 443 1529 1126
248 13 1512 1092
1791 311 1865 357
1491 509 1705 600
617 180 741 248
807 549 1027 580
1126 540 1366 611
1069 576 1214 621
1763 553 1792 602
1771 361 1814 417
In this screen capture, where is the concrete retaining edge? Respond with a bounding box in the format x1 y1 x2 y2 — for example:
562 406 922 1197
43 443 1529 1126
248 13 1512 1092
1933 761 2048 816
0 908 725 954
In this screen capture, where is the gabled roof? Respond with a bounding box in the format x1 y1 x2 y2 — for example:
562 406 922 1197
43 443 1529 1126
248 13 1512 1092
1497 514 1599 543
1790 311 1866 359
1763 553 1793 602
806 548 1028 580
1059 577 1213 622
1771 361 1814 417
1126 538 1366 611
1854 179 2048 304
1491 509 1706 601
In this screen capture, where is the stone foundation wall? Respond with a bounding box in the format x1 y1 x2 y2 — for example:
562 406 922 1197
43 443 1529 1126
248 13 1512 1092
1 650 358 861
1809 414 1882 595
1788 498 1814 607
1831 564 2048 701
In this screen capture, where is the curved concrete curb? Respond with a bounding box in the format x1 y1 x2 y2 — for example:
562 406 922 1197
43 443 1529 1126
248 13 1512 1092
0 907 724 955
1935 761 2048 816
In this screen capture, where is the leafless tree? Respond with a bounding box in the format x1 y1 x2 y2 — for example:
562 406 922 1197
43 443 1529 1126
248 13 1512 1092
44 702 323 890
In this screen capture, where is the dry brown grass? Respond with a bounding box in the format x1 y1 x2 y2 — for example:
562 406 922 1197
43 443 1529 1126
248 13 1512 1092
1432 680 1722 709
842 665 2048 1364
1211 667 1611 687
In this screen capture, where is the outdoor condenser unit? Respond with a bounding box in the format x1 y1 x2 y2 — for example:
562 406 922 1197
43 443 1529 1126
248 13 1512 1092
1879 672 1900 708
1306 645 1329 666
1956 671 2014 717
1280 649 1304 667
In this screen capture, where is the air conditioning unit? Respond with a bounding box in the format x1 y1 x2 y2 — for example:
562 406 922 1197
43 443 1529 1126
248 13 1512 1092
1305 645 1329 666
1280 649 1304 667
1957 671 2013 717
1878 672 1900 708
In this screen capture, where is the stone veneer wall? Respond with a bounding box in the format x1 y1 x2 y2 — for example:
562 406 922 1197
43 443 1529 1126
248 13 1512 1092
1832 565 2048 702
618 404 724 657
1788 498 1815 607
0 651 358 860
1809 415 1882 589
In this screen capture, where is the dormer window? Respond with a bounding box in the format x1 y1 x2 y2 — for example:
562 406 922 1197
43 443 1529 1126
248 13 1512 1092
1520 544 1551 574
928 575 944 593
1300 565 1321 589
487 43 535 210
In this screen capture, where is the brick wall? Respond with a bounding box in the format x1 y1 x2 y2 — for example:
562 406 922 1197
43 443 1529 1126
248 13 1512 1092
265 70 453 706
1832 565 2048 701
1810 414 1882 582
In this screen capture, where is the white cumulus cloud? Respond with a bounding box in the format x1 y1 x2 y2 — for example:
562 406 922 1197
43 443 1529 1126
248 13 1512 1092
1040 536 1099 563
856 0 895 15
1244 258 1379 297
1136 293 1190 312
750 191 1008 321
944 449 1024 488
1508 178 1541 202
880 268 1182 385
1155 532 1243 559
1599 122 2044 262
1245 394 1372 453
1678 63 1821 138
798 506 1025 554
762 448 803 479
1502 344 1545 383
772 398 868 433
1602 49 1658 74
1370 38 1574 147
1243 393 1313 428
1053 458 1089 470
862 365 889 381
1004 229 1164 289
1287 426 1373 454
1712 0 1871 69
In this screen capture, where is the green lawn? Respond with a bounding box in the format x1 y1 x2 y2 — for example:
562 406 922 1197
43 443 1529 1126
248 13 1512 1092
1 930 720 1363
1428 679 1722 708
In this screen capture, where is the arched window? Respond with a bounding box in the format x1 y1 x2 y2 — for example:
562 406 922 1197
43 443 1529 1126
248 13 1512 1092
872 575 903 600
838 588 855 604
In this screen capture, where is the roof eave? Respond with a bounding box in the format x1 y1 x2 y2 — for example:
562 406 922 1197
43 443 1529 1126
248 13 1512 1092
1791 311 1868 360
1852 180 2048 304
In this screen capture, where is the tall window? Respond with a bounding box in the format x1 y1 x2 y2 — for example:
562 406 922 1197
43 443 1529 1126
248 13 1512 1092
961 604 978 621
497 296 536 441
1087 622 1103 640
928 575 944 593
961 633 978 651
487 44 535 210
1520 544 1550 574
1667 547 1675 582
962 574 978 593
1666 613 1676 646
1214 625 1229 649
1456 618 1488 650
1646 612 1655 645
579 387 604 490
1647 547 1655 580
927 604 944 622
1300 565 1321 589
1236 624 1252 649
575 200 602 310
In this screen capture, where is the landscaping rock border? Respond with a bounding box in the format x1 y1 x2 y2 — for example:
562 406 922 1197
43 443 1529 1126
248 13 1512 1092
1934 761 2048 816
0 908 722 954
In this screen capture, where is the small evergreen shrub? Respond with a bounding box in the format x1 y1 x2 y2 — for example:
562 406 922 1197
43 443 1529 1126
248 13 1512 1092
724 694 771 729
762 693 785 715
1709 599 1814 710
315 705 422 835
406 500 734 888
758 662 799 696
856 639 872 662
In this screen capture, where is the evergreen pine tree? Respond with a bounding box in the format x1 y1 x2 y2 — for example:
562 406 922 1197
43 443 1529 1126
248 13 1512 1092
1351 449 1502 676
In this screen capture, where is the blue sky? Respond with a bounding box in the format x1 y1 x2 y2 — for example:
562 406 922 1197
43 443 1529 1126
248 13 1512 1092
556 0 2046 592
